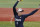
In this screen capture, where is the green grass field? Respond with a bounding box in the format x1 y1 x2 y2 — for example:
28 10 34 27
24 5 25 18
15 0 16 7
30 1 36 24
0 21 40 27
0 0 40 8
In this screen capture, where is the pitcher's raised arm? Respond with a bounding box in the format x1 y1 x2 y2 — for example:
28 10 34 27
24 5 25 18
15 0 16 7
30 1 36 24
13 1 19 15
23 9 39 18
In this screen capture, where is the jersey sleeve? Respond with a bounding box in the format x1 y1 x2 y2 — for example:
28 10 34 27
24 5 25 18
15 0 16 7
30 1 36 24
23 9 39 18
13 1 19 15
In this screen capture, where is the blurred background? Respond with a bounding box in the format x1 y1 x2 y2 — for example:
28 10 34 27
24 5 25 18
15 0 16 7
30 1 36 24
0 0 40 27
0 0 40 8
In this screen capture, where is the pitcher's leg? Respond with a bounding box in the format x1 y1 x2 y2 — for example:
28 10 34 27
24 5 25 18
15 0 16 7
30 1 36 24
15 21 19 27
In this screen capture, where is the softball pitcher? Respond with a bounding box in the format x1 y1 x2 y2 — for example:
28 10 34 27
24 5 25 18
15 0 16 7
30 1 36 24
13 0 39 27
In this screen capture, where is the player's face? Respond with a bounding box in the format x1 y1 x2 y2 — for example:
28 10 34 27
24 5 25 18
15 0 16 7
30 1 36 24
18 12 23 16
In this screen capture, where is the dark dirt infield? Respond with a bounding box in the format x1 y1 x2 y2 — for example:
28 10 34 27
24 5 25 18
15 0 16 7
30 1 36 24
0 8 40 21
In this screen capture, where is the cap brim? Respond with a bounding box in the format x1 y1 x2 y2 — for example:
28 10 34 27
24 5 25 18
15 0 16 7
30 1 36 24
20 10 24 12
